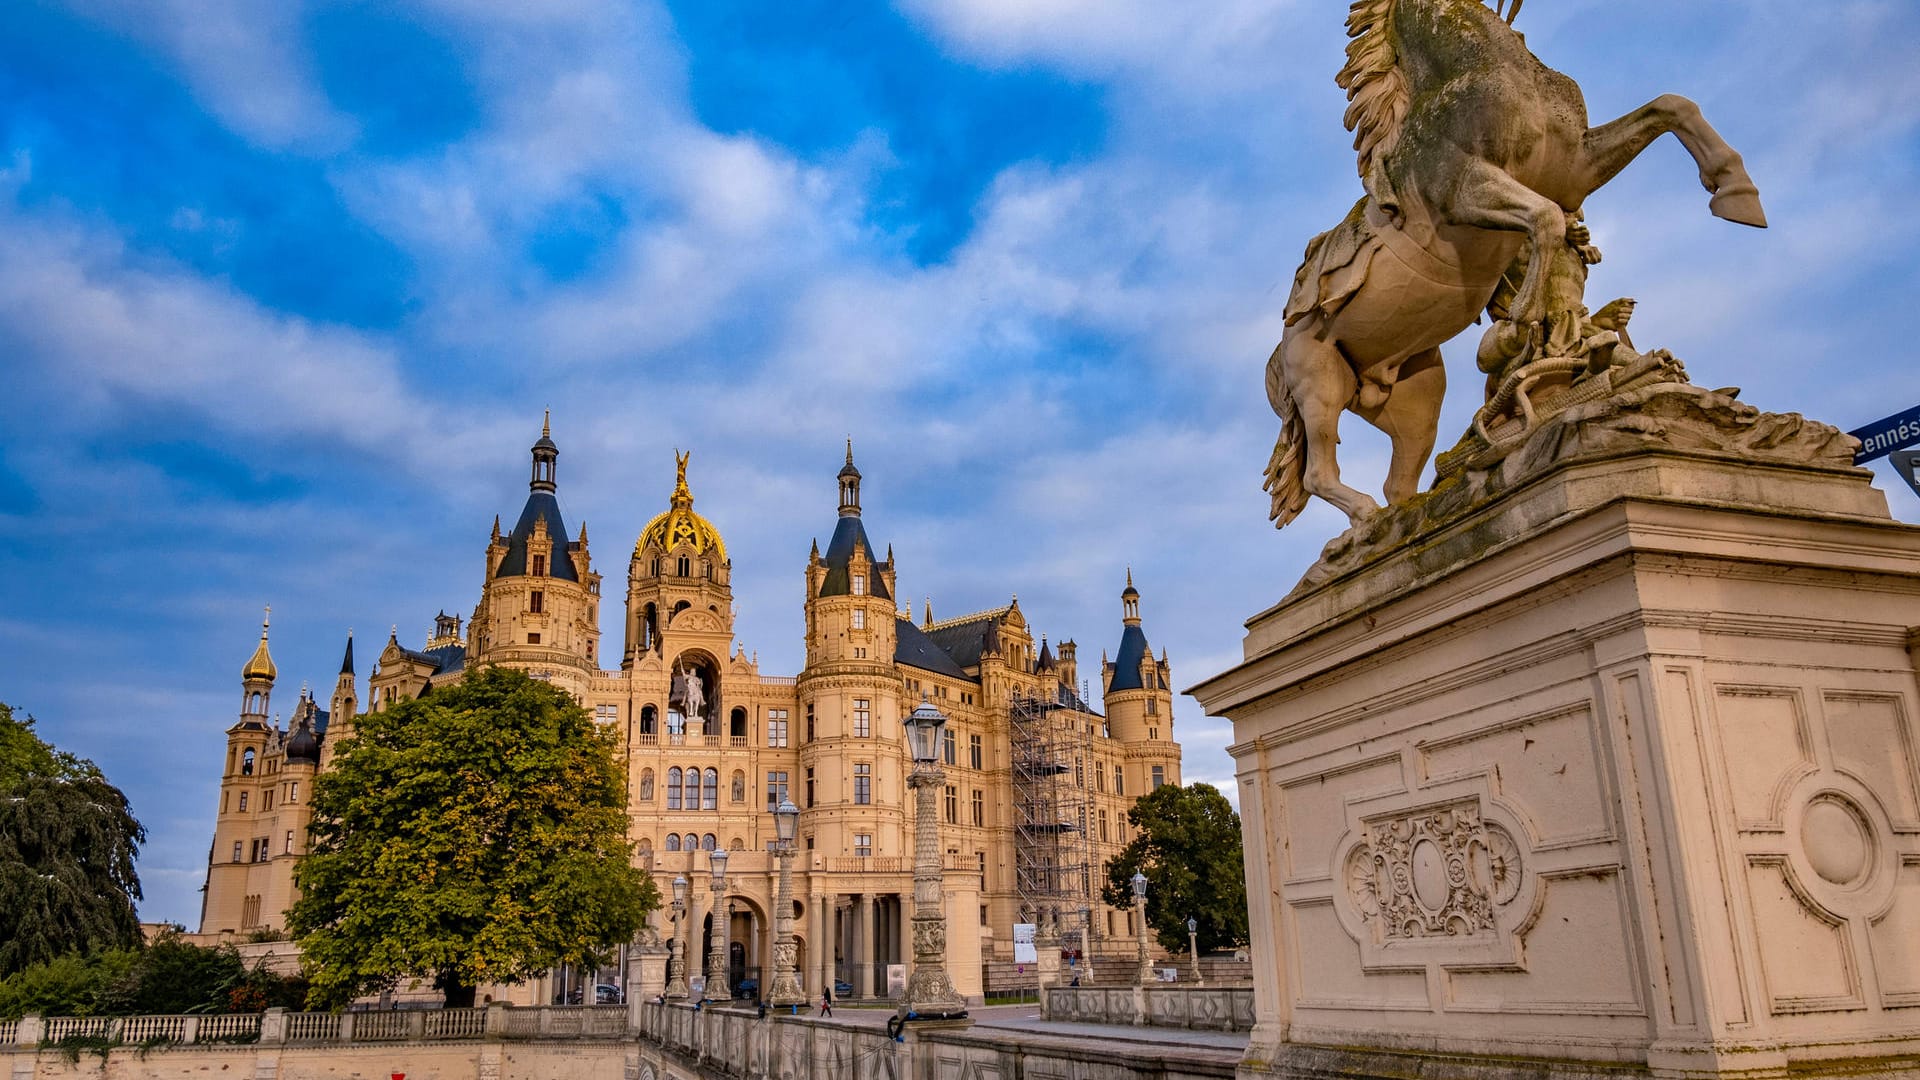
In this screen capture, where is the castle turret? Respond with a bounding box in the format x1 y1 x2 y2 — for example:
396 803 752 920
1101 572 1181 793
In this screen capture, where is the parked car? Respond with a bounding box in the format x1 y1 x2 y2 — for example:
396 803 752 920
594 984 624 1005
731 977 759 1001
833 980 853 998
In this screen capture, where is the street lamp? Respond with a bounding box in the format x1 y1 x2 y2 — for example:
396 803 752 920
704 848 731 1003
899 697 967 1022
665 875 689 999
1187 917 1203 985
1132 872 1152 985
768 798 807 1009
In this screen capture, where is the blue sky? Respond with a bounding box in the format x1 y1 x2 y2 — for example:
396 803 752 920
1 0 1917 927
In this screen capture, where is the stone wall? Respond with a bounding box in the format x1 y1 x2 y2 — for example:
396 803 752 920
1042 985 1255 1031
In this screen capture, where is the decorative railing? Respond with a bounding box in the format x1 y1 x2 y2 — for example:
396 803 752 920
8 1004 633 1049
758 676 797 687
637 733 659 747
729 736 749 748
1043 984 1256 1032
825 856 906 873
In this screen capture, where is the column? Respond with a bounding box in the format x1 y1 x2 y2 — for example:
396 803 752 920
810 893 828 998
857 893 876 998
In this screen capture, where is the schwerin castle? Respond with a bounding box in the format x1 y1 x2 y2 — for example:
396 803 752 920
198 422 1184 1003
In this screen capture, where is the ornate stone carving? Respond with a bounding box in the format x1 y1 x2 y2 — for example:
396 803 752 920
1344 802 1522 941
913 915 947 958
1260 0 1766 533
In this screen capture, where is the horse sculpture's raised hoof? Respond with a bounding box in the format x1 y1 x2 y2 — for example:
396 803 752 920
1709 184 1768 229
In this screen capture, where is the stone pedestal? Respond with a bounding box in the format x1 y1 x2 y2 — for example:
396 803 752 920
1194 399 1920 1079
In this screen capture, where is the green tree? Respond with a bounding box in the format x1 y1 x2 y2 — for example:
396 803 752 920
0 703 146 977
1101 782 1248 954
289 666 657 1008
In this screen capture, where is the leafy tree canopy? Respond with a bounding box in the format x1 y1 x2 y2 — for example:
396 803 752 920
1102 782 1249 954
0 703 145 978
289 666 657 1009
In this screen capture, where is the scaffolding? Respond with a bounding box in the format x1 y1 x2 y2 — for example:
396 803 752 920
1012 689 1097 950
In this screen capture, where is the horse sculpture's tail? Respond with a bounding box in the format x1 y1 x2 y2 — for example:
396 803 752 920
1263 342 1311 529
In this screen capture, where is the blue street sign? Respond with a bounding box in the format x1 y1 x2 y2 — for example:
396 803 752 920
1891 449 1920 501
1850 404 1920 465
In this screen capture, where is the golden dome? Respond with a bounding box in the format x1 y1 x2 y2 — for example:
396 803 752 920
637 451 727 561
243 608 277 682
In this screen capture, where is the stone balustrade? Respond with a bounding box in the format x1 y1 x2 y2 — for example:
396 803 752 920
6 1003 626 1051
1044 984 1255 1031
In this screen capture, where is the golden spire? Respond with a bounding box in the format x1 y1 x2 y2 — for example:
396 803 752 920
542 408 551 438
242 605 277 681
672 449 693 508
845 437 853 466
638 450 727 560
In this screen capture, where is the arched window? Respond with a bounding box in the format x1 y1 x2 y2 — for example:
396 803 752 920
640 706 658 735
642 604 657 649
702 768 718 810
702 833 717 851
728 837 743 851
681 768 699 809
639 769 655 801
730 707 747 739
676 556 690 577
667 767 683 810
241 749 256 776
685 833 700 851
666 834 681 852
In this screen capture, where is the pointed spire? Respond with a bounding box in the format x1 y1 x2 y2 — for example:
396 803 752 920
492 514 502 543
339 630 355 676
923 597 933 627
243 605 277 682
1122 571 1141 625
846 437 854 466
530 415 558 491
542 408 551 438
578 522 588 545
837 440 862 515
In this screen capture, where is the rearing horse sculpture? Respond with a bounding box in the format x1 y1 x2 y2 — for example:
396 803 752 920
1265 0 1765 529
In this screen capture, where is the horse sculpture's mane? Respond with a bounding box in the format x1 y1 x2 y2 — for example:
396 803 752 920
1336 0 1406 181
1336 1 1525 181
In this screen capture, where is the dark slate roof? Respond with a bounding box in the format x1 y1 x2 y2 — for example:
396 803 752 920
313 707 330 737
1108 624 1151 692
339 635 354 675
894 618 976 682
921 609 1005 671
817 515 890 599
495 491 579 581
399 643 467 676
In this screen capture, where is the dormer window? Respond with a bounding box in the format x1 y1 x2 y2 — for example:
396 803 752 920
852 574 865 596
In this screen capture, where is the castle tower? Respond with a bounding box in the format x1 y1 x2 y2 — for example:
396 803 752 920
321 631 356 769
1101 573 1182 793
624 450 738 743
469 415 601 698
202 610 279 934
799 442 908 864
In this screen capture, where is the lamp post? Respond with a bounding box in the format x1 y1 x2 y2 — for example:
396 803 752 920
1132 872 1152 985
899 698 967 1022
1187 917 1204 986
665 875 689 999
704 848 731 1003
769 798 807 1009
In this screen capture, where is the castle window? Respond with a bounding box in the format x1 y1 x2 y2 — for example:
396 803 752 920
806 705 815 743
666 834 681 852
971 788 984 827
853 699 871 738
1148 727 1157 740
1096 763 1106 793
1115 765 1124 795
1098 809 1109 842
1151 765 1166 790
667 767 683 810
238 791 249 812
677 556 690 577
1146 697 1156 716
942 728 956 766
968 734 982 770
854 833 872 858
682 768 699 809
241 749 255 776
527 632 541 645
702 833 717 851
532 553 547 576
944 785 957 824
730 707 747 740
641 705 658 734
767 710 789 748
289 782 298 802
265 790 273 811
530 590 545 614
852 574 865 596
766 771 789 812
804 767 815 808
702 768 718 810
285 830 295 854
853 763 871 805
232 842 242 863
852 609 865 630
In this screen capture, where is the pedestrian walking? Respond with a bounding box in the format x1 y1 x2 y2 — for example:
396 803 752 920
820 987 834 1017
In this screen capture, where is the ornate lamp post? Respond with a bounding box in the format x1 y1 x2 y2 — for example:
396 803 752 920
899 698 967 1022
704 848 731 1003
1187 916 1203 985
1132 872 1152 985
665 875 690 999
769 798 807 1009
